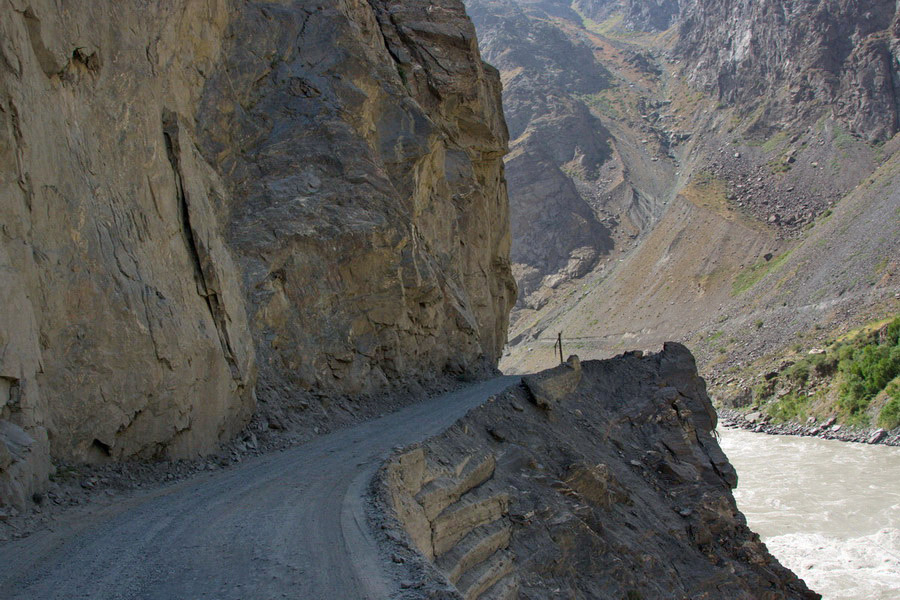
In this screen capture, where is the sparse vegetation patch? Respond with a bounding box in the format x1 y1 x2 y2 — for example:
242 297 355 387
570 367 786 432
755 316 900 428
732 250 794 295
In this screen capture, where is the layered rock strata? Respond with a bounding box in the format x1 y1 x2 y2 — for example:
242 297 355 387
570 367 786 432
0 0 515 508
382 344 819 599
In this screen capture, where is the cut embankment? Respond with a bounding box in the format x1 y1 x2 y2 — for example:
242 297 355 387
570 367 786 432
378 344 820 599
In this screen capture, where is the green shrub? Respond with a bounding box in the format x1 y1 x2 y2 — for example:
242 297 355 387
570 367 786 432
877 382 900 430
783 362 810 386
810 352 838 377
835 317 900 423
753 381 773 404
755 316 899 426
767 392 810 423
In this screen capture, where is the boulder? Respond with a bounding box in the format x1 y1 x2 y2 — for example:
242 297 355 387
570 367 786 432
522 355 582 410
868 429 887 444
0 421 52 510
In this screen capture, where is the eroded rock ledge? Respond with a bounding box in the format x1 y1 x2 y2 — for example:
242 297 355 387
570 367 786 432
379 344 819 599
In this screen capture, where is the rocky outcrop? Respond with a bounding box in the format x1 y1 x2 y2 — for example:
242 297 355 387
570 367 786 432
521 354 581 409
385 445 517 599
678 0 900 142
381 344 820 599
0 0 514 508
466 0 621 309
197 0 516 405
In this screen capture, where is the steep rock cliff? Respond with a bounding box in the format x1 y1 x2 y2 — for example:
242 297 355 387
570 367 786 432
0 0 258 510
678 0 900 142
380 345 819 599
196 1 516 406
0 0 515 508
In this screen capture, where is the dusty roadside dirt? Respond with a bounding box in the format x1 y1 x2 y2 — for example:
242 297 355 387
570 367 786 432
0 376 519 600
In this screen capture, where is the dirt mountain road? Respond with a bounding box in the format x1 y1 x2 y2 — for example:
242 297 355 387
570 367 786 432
0 376 520 600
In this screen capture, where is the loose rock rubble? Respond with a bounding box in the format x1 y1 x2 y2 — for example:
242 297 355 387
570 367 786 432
719 409 900 446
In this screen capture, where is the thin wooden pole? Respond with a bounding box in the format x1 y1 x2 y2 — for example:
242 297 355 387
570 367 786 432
558 332 563 364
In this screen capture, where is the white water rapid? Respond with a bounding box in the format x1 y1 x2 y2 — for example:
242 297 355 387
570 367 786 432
718 428 900 599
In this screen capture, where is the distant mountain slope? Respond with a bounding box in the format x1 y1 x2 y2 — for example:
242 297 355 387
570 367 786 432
467 0 677 311
679 0 900 143
465 1 900 411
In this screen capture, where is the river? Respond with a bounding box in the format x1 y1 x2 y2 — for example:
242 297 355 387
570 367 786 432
717 427 900 599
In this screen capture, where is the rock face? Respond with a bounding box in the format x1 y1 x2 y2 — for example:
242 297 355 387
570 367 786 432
678 0 900 142
0 0 259 509
0 0 514 508
575 0 683 31
197 1 516 404
381 344 820 599
467 0 637 310
624 0 682 30
521 354 581 409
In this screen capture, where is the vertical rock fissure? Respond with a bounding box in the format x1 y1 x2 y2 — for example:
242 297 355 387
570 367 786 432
161 111 241 381
362 1 406 76
8 99 34 219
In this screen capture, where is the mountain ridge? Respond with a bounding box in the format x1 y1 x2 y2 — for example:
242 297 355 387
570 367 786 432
468 1 898 407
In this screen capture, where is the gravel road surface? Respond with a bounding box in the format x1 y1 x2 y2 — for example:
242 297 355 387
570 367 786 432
0 376 519 600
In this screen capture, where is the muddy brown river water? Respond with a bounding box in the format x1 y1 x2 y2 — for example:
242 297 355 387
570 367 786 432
718 427 900 599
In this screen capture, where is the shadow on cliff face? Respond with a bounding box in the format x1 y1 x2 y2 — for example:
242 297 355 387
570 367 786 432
380 343 820 599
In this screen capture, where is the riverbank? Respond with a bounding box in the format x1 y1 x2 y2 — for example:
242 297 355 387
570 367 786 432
718 409 900 446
